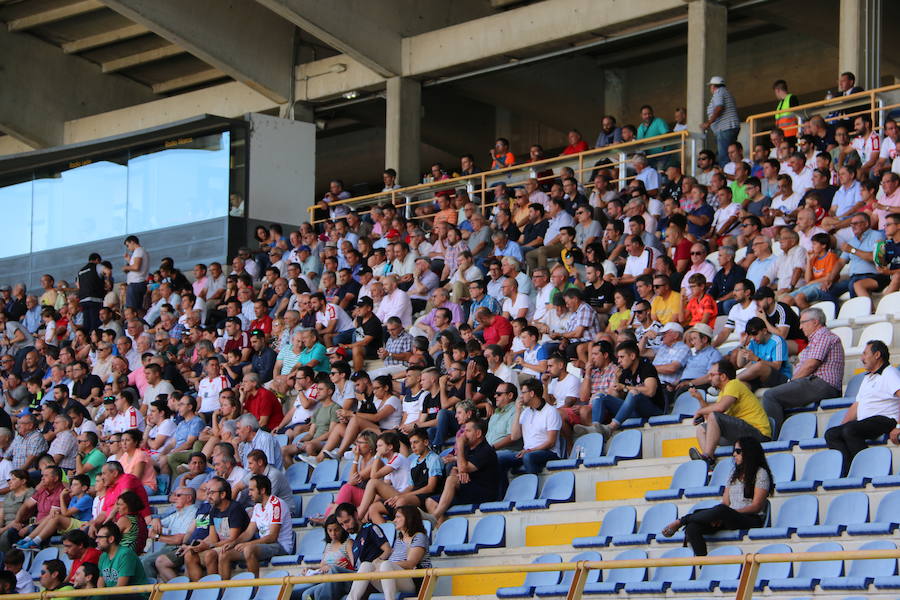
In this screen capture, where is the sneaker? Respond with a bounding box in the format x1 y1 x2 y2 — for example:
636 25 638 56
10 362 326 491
688 447 704 462
298 454 319 467
15 539 36 550
323 448 340 460
419 508 438 529
595 423 613 440
573 423 598 438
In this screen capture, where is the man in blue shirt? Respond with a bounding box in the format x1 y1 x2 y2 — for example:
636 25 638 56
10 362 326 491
735 317 792 390
670 323 722 404
828 213 888 298
166 396 205 475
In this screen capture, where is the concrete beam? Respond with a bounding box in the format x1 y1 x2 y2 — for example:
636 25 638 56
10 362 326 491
294 55 384 101
151 68 224 94
98 0 295 102
0 28 155 148
254 0 402 77
98 38 184 72
385 77 421 185
2 0 102 31
685 0 727 134
840 0 881 90
61 22 147 53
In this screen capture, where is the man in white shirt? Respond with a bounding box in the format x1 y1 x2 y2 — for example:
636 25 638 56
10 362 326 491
713 279 757 348
311 292 355 346
123 235 149 311
852 114 881 178
141 362 175 411
632 153 660 196
768 229 807 296
197 357 230 418
619 235 654 287
545 354 582 451
509 378 562 474
500 278 532 321
484 344 519 391
785 152 814 197
530 268 554 322
374 275 412 328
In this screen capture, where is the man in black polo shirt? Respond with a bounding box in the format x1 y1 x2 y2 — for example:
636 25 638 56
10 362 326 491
332 503 391 599
465 356 502 417
426 419 499 523
752 287 806 354
340 297 383 373
583 263 615 316
71 361 103 409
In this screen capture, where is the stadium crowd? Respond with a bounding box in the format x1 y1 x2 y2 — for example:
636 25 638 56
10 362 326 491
0 71 898 596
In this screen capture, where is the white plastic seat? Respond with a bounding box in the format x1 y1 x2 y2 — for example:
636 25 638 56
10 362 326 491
809 301 836 322
735 246 748 262
828 296 872 328
831 326 853 352
854 292 900 325
846 322 894 355
706 251 719 265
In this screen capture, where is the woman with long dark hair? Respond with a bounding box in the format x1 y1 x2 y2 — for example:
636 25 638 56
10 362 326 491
661 436 772 556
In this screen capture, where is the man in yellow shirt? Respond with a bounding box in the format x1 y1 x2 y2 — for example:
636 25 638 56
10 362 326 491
688 359 772 466
650 275 683 325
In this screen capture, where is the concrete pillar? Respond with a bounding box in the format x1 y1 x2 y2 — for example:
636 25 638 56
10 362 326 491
685 0 727 135
603 69 626 121
385 76 422 186
839 0 881 90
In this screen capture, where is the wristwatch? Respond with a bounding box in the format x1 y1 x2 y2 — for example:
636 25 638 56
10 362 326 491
851 248 857 255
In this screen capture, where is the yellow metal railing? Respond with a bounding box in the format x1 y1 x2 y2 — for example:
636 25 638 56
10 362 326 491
15 547 900 600
307 130 693 225
745 82 900 146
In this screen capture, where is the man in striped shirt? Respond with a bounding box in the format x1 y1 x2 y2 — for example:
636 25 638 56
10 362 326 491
701 76 741 167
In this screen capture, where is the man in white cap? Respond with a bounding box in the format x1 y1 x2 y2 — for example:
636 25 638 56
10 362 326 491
651 322 690 406
701 76 740 167
670 323 724 402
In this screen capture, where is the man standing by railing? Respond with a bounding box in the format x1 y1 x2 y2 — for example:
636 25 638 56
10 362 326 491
701 76 740 167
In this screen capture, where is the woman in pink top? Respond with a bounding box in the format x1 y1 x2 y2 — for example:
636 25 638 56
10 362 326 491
118 429 157 495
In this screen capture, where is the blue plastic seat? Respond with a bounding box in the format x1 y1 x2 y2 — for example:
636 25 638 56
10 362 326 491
768 452 795 485
796 491 868 537
479 473 538 512
28 547 58 580
518 471 575 510
296 459 339 493
583 549 647 594
671 545 743 592
767 541 843 591
684 457 734 498
254 570 288 600
584 429 642 467
285 462 310 492
611 502 677 546
799 409 847 449
649 394 699 425
547 433 605 470
497 554 562 598
720 544 792 592
748 494 817 539
535 551 602 597
380 522 396 546
825 446 892 489
290 494 302 518
161 576 190 600
193 575 223 600
646 460 708 500
295 492 333 527
572 505 637 548
763 413 816 452
624 547 694 594
657 499 718 544
848 489 900 535
429 516 467 555
444 514 505 555
317 460 353 491
297 530 327 564
820 540 897 590
776 449 842 492
270 531 302 565
820 372 865 409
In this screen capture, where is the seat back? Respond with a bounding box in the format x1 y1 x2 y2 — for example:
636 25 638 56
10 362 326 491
606 429 642 460
572 433 605 459
560 551 602 585
671 394 700 417
523 554 563 587
825 409 848 430
809 301 836 321
778 413 816 442
291 494 302 517
221 577 254 600
842 373 865 399
848 540 897 578
757 544 793 581
652 547 694 583
599 505 637 538
874 489 900 522
310 459 339 486
434 517 468 547
875 291 900 315
286 463 309 489
637 502 678 534
708 457 735 487
539 471 575 502
836 296 871 319
832 327 853 350
28 547 58 579
689 499 720 513
670 460 708 490
471 514 505 547
801 449 842 481
795 542 843 579
192 583 222 600
607 549 648 584
380 522 396 545
254 571 288 600
304 492 333 520
824 492 868 526
860 322 893 347
698 545 743 582
774 495 818 528
768 452 795 484
162 576 190 600
848 446 892 478
199 575 222 582
337 459 354 483
505 473 539 503
298 530 327 558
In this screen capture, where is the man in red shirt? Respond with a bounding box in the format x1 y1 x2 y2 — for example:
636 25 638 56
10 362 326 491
100 462 151 522
248 299 273 336
221 317 251 362
240 373 283 430
475 307 513 350
561 129 590 155
1 465 64 549
62 529 101 583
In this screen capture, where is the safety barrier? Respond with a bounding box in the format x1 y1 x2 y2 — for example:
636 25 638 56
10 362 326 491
307 130 696 225
745 82 900 147
12 546 900 600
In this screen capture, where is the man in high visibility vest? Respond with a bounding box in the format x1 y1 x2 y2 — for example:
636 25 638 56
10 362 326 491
773 79 799 141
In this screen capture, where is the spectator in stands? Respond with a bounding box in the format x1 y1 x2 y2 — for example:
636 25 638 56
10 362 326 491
733 317 792 391
751 286 805 355
505 378 561 474
3 549 33 593
143 487 198 578
165 395 205 475
72 562 100 591
300 515 356 600
763 307 844 433
826 340 900 476
700 77 740 166
122 235 149 311
184 477 248 580
829 212 888 299
0 464 63 551
62 529 101 583
9 414 47 471
39 558 73 597
75 431 106 487
663 437 772 555
97 521 148 593
239 373 283 431
333 503 392 599
712 279 756 348
236 413 283 469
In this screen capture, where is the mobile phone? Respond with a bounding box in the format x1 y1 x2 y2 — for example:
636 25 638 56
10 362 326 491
693 416 704 425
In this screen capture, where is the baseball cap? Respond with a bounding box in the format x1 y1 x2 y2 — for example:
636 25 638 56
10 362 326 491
708 76 725 85
0 285 10 292
752 286 775 301
687 323 714 340
356 296 374 309
386 229 401 239
225 316 242 326
297 245 311 253
658 322 684 335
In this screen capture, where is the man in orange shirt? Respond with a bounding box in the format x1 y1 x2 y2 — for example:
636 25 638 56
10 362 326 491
490 138 516 170
785 232 838 309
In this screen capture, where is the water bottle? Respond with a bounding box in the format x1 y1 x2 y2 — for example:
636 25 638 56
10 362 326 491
826 90 833 100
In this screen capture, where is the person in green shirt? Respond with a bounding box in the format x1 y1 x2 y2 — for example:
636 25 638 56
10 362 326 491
75 431 107 487
39 558 75 600
97 521 148 597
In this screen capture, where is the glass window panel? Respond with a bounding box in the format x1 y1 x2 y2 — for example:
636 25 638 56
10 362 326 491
31 160 127 252
0 180 32 258
126 131 230 232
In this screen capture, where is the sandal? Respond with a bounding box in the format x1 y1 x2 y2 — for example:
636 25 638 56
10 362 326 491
661 520 681 538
